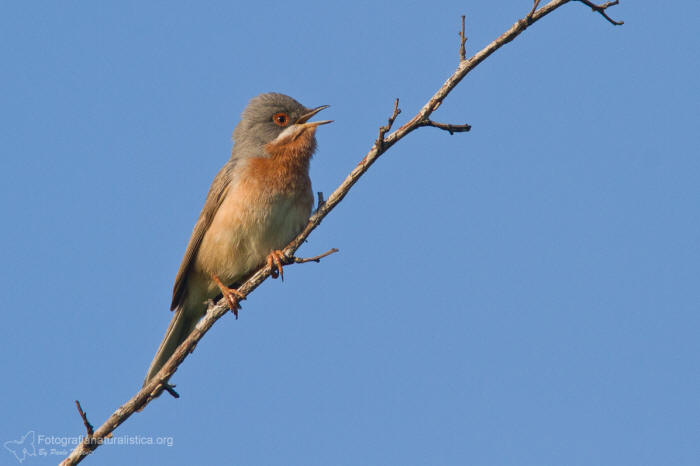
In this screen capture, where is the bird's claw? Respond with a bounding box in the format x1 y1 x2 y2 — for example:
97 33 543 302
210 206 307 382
211 274 245 319
266 250 286 281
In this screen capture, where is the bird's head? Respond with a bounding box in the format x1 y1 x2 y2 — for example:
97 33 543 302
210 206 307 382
233 93 331 157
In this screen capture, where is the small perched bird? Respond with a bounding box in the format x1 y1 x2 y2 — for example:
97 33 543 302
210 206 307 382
144 93 331 385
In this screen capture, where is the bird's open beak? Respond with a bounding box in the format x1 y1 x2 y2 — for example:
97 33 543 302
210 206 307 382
295 105 333 128
270 105 332 145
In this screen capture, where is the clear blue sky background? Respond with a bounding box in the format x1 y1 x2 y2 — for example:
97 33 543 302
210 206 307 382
1 1 698 465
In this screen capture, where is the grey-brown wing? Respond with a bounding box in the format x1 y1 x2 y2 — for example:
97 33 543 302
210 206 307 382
170 160 237 310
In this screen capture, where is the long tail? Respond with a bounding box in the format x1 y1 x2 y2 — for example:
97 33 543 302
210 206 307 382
143 306 202 386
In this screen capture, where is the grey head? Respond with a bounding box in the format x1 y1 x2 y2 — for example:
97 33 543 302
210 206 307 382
232 92 330 157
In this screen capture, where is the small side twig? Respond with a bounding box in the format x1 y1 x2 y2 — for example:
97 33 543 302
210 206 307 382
419 120 472 135
316 192 325 213
292 248 339 264
528 0 542 20
458 15 468 61
163 384 180 398
74 400 94 438
375 99 401 149
576 0 623 25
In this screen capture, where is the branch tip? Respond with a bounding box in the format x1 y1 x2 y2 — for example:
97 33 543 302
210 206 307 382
376 98 401 149
74 400 94 438
163 384 180 398
528 0 542 20
421 119 472 135
293 248 339 264
459 15 468 61
576 0 624 25
316 192 325 213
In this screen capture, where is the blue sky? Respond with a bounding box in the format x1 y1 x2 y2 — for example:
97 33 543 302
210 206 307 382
1 1 698 465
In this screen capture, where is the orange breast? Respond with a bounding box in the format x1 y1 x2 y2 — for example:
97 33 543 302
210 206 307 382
192 126 316 293
254 125 318 194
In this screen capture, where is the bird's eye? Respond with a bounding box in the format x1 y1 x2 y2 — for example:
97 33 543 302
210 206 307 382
272 112 289 127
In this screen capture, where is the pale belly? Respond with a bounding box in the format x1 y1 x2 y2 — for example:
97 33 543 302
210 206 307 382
192 174 313 299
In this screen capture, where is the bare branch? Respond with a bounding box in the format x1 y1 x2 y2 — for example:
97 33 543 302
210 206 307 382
419 120 472 135
316 191 325 212
60 1 623 464
577 0 623 25
292 248 339 264
375 98 401 150
74 400 94 438
458 15 468 61
528 0 542 20
162 384 180 398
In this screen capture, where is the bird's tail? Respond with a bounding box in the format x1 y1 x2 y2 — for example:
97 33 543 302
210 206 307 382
143 306 201 386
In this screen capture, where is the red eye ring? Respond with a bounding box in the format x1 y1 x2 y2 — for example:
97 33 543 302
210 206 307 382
272 112 289 127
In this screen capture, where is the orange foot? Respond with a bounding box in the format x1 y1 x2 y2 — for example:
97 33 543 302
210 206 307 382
211 274 245 319
266 250 287 281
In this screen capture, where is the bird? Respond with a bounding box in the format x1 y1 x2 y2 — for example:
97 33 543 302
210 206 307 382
143 92 331 386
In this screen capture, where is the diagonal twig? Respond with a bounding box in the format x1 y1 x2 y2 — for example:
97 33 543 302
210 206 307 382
292 248 339 264
528 0 542 20
60 1 623 464
375 98 401 150
316 191 325 212
458 15 468 61
74 400 94 438
162 384 180 398
419 120 472 135
577 0 623 25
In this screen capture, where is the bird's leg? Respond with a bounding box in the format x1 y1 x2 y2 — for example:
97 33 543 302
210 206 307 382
266 250 286 281
211 274 245 319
